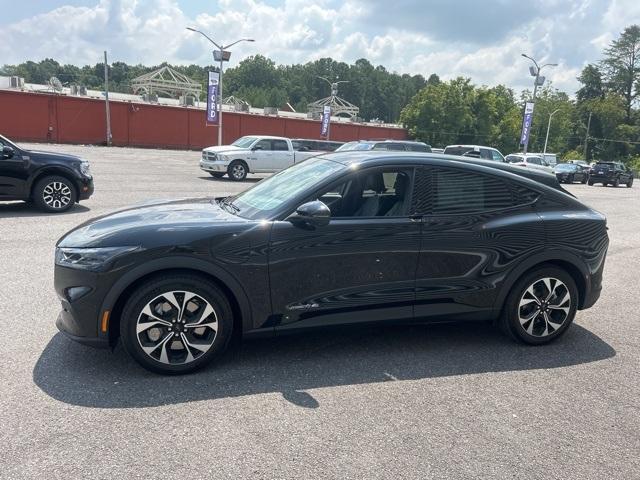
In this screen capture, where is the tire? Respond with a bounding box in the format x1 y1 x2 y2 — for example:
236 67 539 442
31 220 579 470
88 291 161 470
32 175 77 213
120 274 234 375
569 174 575 183
613 178 620 187
581 175 588 184
587 179 594 186
627 178 633 188
227 161 248 181
499 266 578 345
209 172 225 178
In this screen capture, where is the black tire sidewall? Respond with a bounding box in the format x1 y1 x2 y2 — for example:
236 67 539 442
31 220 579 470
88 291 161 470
120 274 233 374
227 161 247 181
502 266 578 345
209 172 225 178
33 175 77 212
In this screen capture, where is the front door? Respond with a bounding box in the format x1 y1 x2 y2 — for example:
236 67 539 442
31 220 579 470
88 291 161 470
249 139 276 172
0 142 28 199
268 166 421 331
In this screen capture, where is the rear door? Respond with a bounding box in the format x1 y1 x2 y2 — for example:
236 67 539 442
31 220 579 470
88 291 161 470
411 166 545 320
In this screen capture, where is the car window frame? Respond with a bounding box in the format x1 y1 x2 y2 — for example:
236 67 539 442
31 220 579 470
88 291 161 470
281 165 417 221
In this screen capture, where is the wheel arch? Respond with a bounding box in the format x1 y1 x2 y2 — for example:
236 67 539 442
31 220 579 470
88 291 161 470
230 158 250 173
493 252 589 314
102 257 253 347
29 167 81 199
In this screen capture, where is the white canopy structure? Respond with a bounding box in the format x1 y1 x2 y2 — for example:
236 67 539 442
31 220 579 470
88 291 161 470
131 66 202 104
307 77 359 119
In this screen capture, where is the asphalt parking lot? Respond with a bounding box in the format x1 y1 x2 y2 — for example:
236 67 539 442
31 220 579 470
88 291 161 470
1 144 639 479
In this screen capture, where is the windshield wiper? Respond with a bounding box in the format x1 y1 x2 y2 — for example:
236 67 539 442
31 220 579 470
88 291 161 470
219 196 240 214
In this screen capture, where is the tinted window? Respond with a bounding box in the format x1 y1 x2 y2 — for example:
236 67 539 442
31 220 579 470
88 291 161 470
407 143 429 152
480 149 493 160
272 140 289 151
255 140 272 151
432 168 513 215
506 155 524 163
528 157 542 165
443 146 472 156
491 150 504 162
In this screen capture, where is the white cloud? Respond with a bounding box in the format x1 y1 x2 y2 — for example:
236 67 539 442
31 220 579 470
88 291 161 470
1 0 639 95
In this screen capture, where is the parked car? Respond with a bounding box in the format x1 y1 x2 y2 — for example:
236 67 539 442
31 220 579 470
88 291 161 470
335 140 432 152
530 152 558 167
554 163 589 184
443 145 505 162
291 139 344 152
505 153 555 174
0 134 94 212
55 152 608 374
431 147 444 154
567 159 590 167
200 136 322 181
588 161 634 187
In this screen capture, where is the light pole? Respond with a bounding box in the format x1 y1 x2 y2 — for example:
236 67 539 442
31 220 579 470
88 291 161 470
543 108 560 156
521 54 557 154
187 28 254 146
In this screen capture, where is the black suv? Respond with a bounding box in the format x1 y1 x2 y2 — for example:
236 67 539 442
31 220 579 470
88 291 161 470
55 153 608 374
0 134 94 212
588 161 633 187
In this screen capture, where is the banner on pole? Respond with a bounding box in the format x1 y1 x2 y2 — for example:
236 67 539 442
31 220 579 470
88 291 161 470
519 102 535 146
320 105 331 137
207 71 219 125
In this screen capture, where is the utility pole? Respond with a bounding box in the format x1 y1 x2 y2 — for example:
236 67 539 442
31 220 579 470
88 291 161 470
218 49 223 147
104 51 112 147
543 108 560 156
583 112 592 161
521 54 557 154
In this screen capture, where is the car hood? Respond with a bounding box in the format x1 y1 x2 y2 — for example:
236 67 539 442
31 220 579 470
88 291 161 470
202 145 247 155
58 198 249 248
26 149 83 163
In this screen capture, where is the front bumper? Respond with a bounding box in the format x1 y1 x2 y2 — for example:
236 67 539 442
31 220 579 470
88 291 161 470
78 176 94 200
200 159 230 172
54 264 110 348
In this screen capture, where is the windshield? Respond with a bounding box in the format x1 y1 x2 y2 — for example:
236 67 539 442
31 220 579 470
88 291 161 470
336 142 374 152
0 134 20 150
232 136 258 148
231 157 346 219
555 164 575 171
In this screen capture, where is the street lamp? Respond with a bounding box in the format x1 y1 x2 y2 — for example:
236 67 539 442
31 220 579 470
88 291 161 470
521 54 557 154
543 108 560 156
187 27 254 146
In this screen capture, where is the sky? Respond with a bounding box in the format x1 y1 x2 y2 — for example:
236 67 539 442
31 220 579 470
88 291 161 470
1 0 639 95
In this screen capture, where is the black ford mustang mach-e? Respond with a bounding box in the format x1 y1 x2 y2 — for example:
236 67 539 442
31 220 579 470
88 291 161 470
54 153 608 374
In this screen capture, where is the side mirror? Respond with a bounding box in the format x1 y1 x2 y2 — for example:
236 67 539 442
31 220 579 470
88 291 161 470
2 146 14 159
287 200 331 228
251 145 263 151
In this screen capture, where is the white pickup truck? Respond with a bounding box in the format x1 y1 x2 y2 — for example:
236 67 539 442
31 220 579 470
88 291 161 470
200 135 321 181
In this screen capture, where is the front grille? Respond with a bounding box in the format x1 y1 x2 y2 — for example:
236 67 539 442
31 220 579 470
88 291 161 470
202 152 217 161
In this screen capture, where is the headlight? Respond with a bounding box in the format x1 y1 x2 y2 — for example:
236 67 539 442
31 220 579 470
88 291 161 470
55 246 140 271
79 161 91 177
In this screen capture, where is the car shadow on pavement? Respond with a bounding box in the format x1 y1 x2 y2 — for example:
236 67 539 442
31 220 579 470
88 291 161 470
198 176 263 183
33 321 615 410
0 202 90 218
33 323 616 408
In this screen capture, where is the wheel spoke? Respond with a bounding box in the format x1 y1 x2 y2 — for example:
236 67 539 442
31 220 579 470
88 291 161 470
137 319 171 334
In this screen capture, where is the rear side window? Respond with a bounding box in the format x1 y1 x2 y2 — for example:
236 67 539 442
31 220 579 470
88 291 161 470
407 143 429 152
272 140 289 151
443 146 472 156
411 167 517 215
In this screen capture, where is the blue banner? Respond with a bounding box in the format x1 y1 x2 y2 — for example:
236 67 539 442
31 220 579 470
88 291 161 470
207 71 219 125
320 105 331 137
520 102 535 146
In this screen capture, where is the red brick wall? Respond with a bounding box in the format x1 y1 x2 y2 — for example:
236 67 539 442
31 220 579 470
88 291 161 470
0 90 407 149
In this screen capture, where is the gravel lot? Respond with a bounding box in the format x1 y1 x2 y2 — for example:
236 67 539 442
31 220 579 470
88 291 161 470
1 144 638 479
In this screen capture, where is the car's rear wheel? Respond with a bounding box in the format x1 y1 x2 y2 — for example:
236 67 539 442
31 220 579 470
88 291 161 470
587 179 594 186
33 175 77 213
227 161 248 181
627 178 634 188
120 274 233 374
500 266 578 345
209 172 225 178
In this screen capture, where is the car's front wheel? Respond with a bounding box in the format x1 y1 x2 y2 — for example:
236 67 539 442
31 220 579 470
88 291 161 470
627 178 634 188
227 161 248 181
120 274 233 374
500 266 578 345
588 179 594 186
613 178 620 187
33 175 77 213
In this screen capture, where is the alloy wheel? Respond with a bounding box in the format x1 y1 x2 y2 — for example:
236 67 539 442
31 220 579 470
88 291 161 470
518 277 571 337
136 290 218 365
43 181 72 210
231 164 246 180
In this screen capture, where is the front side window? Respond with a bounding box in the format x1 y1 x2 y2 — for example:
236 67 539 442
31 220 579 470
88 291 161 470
311 168 413 218
254 140 273 151
528 157 542 165
491 150 504 162
480 149 493 160
231 158 346 219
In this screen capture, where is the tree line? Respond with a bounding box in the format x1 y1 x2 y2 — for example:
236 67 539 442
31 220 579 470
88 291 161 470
1 25 639 165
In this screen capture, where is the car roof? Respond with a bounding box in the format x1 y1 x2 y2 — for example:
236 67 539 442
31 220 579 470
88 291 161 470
445 144 499 151
323 151 562 190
